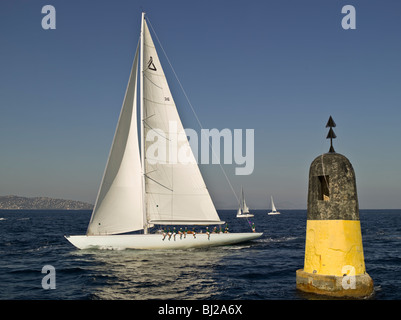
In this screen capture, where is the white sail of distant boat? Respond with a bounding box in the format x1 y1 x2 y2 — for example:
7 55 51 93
236 187 254 218
65 13 262 250
267 196 280 215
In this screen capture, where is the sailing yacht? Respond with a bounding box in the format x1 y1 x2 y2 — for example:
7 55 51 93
236 187 254 218
65 13 262 250
267 196 280 215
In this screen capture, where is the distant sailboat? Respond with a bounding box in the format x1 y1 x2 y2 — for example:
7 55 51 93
65 13 262 250
267 196 280 215
236 187 254 218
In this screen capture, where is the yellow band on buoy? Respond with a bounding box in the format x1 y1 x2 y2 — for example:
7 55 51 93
303 219 366 277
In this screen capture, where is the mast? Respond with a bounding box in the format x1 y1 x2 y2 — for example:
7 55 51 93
140 12 148 234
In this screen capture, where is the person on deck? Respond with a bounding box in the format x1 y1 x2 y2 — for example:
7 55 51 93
184 227 188 238
224 224 229 233
162 227 168 240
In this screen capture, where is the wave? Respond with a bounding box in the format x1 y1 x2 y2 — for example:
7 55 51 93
257 236 299 243
221 245 252 250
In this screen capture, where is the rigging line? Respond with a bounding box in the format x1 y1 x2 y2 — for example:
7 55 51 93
146 16 239 204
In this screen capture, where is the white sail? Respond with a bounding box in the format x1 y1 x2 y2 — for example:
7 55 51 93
87 42 143 235
243 202 250 214
236 207 242 216
141 19 222 226
242 188 250 213
271 196 277 212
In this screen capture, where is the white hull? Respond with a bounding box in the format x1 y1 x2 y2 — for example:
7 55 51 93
236 214 254 218
65 232 263 250
268 211 280 215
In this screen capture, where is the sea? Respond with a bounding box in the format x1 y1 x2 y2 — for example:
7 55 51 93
0 209 400 301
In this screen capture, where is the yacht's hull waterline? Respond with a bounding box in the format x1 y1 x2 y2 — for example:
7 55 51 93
65 233 263 250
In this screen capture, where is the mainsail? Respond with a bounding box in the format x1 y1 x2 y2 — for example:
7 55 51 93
141 18 221 226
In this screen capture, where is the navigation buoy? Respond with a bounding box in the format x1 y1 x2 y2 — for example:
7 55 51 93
296 117 374 298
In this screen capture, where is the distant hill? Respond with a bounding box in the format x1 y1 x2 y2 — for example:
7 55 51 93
0 195 94 210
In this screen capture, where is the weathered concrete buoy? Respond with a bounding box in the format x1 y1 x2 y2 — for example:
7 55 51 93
296 116 374 298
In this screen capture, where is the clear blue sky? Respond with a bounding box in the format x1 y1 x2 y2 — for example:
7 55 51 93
1 0 400 209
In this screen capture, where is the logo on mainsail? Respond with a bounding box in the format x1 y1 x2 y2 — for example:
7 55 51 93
147 56 157 71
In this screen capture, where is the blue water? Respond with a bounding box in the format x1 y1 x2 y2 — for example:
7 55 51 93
0 209 399 300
